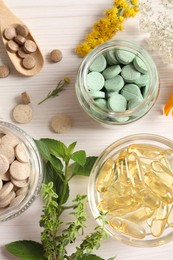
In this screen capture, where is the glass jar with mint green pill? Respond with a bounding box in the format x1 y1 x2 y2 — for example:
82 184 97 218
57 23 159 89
75 40 159 126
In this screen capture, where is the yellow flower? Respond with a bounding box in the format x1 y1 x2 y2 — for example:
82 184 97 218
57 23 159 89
75 0 139 57
114 0 128 8
131 0 138 5
105 7 118 17
75 43 91 57
123 7 138 17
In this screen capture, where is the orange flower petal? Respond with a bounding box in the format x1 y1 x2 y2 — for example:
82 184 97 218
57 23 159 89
164 101 173 116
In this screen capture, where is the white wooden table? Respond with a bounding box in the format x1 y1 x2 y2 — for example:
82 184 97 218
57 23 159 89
0 0 173 259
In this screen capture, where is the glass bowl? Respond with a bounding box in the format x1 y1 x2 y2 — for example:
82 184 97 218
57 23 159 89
88 134 173 247
76 40 159 126
0 121 43 222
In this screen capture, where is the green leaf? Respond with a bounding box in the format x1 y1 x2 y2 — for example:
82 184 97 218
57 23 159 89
108 257 116 260
70 150 86 166
39 138 68 160
5 240 45 260
49 155 64 179
68 142 77 154
71 156 98 177
77 254 104 260
34 139 51 161
44 161 69 204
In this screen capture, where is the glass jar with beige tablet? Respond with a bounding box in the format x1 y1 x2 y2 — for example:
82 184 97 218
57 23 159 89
0 121 43 222
76 40 159 126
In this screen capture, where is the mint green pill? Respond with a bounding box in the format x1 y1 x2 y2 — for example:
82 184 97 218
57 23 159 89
106 50 119 65
134 74 150 87
105 75 124 92
116 50 136 65
95 99 107 109
107 93 127 112
87 72 105 91
90 90 105 99
90 54 107 72
121 84 143 101
106 91 119 99
102 65 121 79
121 64 141 83
115 116 130 122
141 82 150 97
109 116 129 123
128 98 145 117
133 57 148 74
128 97 143 110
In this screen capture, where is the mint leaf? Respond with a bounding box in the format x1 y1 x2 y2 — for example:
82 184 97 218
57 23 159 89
5 240 45 260
71 156 97 177
68 142 77 154
44 161 69 204
34 139 51 161
70 150 86 166
77 254 104 260
39 138 68 159
49 155 64 180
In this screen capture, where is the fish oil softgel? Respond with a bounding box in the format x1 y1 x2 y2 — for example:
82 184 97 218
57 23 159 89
96 144 173 239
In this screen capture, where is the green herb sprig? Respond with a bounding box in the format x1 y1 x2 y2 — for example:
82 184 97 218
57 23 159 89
5 139 114 260
38 77 70 105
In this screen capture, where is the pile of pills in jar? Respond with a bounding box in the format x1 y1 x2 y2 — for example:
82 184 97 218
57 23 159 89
86 49 150 121
0 132 30 209
96 144 173 239
3 25 37 70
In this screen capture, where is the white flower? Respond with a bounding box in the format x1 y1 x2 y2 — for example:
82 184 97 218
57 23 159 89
139 0 173 64
161 0 173 9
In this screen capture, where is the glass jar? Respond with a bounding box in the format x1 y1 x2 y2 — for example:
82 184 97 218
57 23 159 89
76 40 159 126
88 134 173 247
0 121 43 222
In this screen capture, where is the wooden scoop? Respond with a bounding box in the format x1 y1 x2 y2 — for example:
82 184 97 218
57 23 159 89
0 0 44 76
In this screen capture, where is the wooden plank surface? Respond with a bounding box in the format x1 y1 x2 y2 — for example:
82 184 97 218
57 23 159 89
0 0 173 259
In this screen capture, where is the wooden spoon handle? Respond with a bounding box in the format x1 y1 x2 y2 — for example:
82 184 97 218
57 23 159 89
0 0 18 25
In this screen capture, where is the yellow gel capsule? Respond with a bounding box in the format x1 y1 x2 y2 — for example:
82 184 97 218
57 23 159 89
151 169 173 190
125 207 154 222
99 195 136 212
116 156 130 184
151 219 167 237
150 203 168 237
128 144 164 159
155 202 168 220
147 217 153 227
142 188 160 209
96 158 116 192
164 149 173 172
140 161 151 173
109 201 142 217
151 161 173 177
110 217 146 239
103 182 131 199
168 204 173 227
126 152 144 189
144 172 173 203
